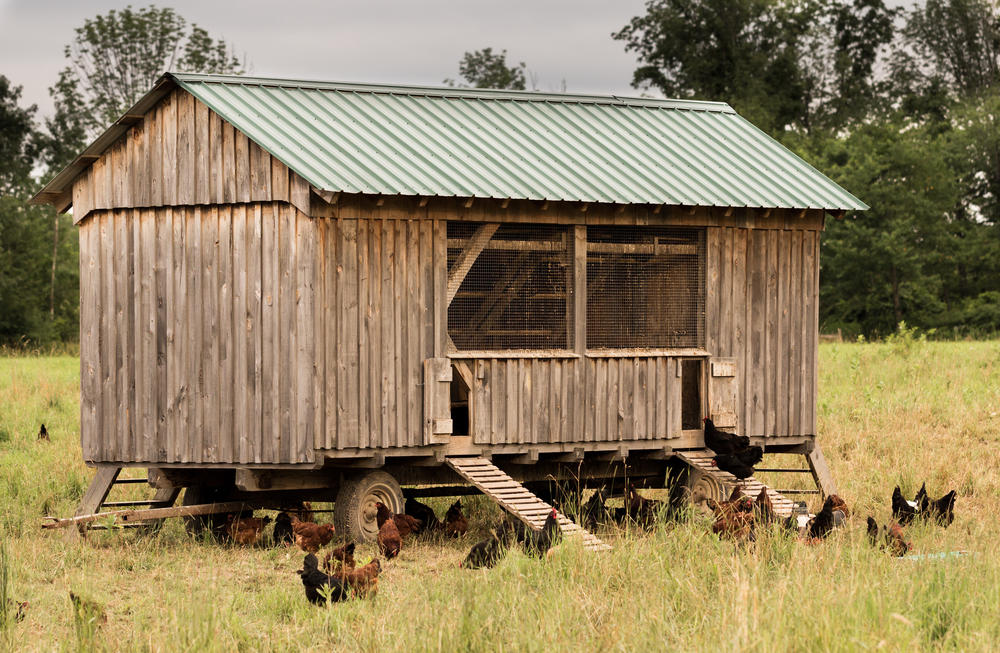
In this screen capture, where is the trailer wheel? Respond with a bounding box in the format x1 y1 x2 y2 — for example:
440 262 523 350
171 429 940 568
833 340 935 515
333 471 403 543
685 468 726 506
182 485 236 541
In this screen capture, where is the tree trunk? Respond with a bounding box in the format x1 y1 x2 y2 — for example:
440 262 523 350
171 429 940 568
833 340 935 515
50 214 59 319
890 264 902 324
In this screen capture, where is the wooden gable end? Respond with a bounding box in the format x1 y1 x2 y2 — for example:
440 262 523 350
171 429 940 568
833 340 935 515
71 87 311 224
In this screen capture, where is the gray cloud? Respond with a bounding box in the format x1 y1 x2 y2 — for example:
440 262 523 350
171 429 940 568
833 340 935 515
0 0 653 120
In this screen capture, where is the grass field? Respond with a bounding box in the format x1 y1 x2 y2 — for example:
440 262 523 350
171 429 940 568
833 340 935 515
2 340 1000 652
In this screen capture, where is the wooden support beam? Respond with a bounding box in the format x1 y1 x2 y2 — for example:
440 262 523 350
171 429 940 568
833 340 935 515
580 202 589 213
314 189 341 205
724 207 733 217
653 204 662 214
76 466 121 518
464 197 474 209
806 444 838 498
549 447 585 463
446 222 499 306
44 501 251 530
508 448 540 465
419 196 429 207
500 198 510 209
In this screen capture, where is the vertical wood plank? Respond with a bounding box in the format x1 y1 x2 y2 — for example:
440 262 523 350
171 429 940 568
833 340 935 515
169 208 185 460
154 208 168 460
608 358 620 440
161 91 177 205
368 220 384 449
749 230 765 435
324 219 338 449
98 215 115 461
720 228 734 356
231 206 248 462
706 228 720 356
777 230 790 435
295 207 316 463
271 156 289 203
185 208 202 462
91 157 107 210
201 207 219 461
114 211 130 459
534 360 549 444
209 110 223 203
505 359 517 444
393 220 408 447
248 204 264 462
655 358 668 437
250 142 271 201
356 220 371 449
217 206 233 461
432 219 447 358
380 219 396 447
132 121 149 207
111 142 127 209
235 130 251 204
406 221 420 445
594 359 607 442
805 231 818 435
733 228 748 436
80 222 99 459
261 203 279 460
789 230 802 435
519 359 531 445
289 171 310 213
313 216 325 454
194 99 210 205
668 359 682 436
149 106 162 206
766 229 778 435
176 91 195 205
222 120 236 204
339 219 360 449
419 220 433 441
130 210 143 460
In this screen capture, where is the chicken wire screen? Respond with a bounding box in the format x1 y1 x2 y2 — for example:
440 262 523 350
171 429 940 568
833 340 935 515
447 223 569 350
586 226 705 349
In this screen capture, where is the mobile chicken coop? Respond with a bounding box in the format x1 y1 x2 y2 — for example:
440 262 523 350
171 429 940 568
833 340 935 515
35 73 866 544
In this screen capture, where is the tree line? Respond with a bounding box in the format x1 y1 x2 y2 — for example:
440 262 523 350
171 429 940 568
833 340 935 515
2 1 997 345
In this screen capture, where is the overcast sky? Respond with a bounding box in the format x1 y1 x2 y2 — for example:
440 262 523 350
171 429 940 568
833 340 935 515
0 0 654 119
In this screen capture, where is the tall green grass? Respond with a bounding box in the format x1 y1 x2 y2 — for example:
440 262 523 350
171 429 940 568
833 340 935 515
2 343 1000 651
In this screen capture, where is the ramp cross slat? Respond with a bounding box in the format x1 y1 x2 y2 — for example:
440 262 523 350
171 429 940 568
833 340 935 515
445 457 611 552
674 449 803 519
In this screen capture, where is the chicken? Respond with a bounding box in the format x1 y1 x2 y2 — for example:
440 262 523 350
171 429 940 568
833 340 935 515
924 489 956 527
827 494 850 519
375 502 423 538
867 516 911 557
754 487 778 525
707 487 756 542
713 453 756 480
297 553 349 605
806 496 846 540
891 486 918 526
404 497 440 531
519 508 562 557
702 417 750 455
272 512 294 546
226 514 272 546
582 487 611 528
291 516 336 553
443 500 468 537
625 484 662 527
37 423 49 441
378 518 402 559
4 599 27 623
461 522 514 569
332 558 381 597
323 541 356 573
69 591 106 627
914 483 929 514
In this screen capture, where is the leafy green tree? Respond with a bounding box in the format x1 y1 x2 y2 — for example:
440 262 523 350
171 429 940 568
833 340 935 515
614 0 825 133
0 76 37 195
445 48 527 90
55 4 245 138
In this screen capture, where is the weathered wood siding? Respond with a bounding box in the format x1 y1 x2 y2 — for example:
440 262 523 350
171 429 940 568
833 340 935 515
470 356 683 445
71 88 310 224
705 226 820 437
79 203 319 464
315 218 446 451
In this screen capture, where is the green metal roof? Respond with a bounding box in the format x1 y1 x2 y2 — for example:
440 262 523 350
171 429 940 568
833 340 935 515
36 72 868 211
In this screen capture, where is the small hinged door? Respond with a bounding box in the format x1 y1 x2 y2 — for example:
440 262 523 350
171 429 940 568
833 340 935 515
708 357 739 429
423 358 453 444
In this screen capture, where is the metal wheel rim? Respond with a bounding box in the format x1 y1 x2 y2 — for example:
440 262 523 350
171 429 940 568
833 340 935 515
359 482 399 540
688 470 726 505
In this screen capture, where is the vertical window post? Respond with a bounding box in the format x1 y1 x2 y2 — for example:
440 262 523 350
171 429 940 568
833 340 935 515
570 225 587 354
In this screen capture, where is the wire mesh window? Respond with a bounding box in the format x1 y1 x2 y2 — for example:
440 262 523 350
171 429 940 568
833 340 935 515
586 226 705 349
447 223 569 350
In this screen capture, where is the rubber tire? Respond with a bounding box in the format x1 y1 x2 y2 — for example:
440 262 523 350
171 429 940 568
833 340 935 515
181 485 236 541
333 471 403 544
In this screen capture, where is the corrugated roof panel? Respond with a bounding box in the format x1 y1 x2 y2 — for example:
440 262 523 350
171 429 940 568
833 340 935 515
37 72 868 211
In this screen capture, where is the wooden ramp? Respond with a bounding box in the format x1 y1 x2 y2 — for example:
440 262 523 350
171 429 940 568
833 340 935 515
445 457 612 552
674 449 800 518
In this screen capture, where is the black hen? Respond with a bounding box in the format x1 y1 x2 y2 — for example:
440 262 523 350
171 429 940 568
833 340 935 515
461 528 512 569
713 453 755 479
297 553 349 605
807 496 840 539
520 509 562 557
581 487 610 528
703 418 749 455
272 511 294 546
405 497 440 531
37 424 49 440
914 482 929 514
891 486 918 526
926 490 956 527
